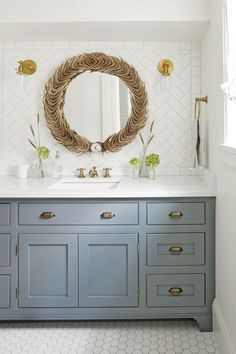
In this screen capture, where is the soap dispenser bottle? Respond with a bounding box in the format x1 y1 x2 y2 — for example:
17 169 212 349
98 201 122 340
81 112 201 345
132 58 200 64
51 151 62 178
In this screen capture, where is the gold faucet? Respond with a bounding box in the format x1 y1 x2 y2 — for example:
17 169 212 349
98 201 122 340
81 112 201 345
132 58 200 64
89 166 99 178
103 168 112 178
77 168 86 178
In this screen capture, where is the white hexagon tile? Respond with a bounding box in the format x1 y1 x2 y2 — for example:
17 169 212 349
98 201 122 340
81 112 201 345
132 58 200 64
0 320 219 353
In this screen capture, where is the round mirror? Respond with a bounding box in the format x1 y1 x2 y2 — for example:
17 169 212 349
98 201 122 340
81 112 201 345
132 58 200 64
64 72 131 142
44 52 148 153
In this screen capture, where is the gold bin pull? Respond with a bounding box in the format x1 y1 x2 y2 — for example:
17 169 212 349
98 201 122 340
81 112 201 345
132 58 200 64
168 211 183 218
169 246 183 254
100 212 116 219
168 287 183 296
40 211 56 219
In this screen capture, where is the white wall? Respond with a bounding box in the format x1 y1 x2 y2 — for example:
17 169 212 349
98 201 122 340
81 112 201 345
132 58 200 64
0 40 200 176
0 0 210 22
201 0 236 353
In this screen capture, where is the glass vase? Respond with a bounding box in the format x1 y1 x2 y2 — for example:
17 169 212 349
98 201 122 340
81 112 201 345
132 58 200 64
30 156 44 178
131 166 139 179
148 168 156 180
139 148 149 178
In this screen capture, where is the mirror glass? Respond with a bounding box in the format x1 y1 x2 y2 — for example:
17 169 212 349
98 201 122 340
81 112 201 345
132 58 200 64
64 72 131 142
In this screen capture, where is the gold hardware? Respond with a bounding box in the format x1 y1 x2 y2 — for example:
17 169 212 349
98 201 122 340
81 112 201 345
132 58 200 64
169 246 183 254
77 168 86 178
195 95 208 104
16 59 37 75
103 168 112 178
89 166 99 178
158 59 174 76
40 211 56 219
16 245 19 256
168 287 183 296
16 288 19 298
100 212 115 219
168 211 183 218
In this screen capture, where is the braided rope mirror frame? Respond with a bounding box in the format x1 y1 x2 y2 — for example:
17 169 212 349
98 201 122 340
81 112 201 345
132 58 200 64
44 52 148 153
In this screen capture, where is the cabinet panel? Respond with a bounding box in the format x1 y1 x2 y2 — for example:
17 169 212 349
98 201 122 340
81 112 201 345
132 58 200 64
0 275 10 308
19 234 78 307
147 202 205 225
0 234 10 267
0 204 10 225
147 274 205 307
147 233 205 266
79 234 138 307
19 203 138 225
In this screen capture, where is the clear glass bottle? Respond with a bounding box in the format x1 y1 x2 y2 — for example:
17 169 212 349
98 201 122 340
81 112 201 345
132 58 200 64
51 151 62 178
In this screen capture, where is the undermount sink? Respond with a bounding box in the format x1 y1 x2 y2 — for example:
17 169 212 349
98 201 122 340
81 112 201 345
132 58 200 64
48 178 120 191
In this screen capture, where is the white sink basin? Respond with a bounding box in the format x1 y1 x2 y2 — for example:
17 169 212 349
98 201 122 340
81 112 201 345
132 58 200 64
48 178 120 191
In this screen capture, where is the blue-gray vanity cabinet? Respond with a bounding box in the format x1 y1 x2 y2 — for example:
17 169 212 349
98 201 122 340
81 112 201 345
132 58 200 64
0 276 10 308
79 234 138 308
0 204 10 225
0 197 215 332
18 234 78 308
0 204 11 310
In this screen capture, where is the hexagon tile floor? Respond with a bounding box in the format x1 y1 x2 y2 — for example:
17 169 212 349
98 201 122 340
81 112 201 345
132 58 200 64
0 320 219 354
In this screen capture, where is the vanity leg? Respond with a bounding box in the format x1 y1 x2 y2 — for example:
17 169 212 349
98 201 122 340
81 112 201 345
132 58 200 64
193 315 213 332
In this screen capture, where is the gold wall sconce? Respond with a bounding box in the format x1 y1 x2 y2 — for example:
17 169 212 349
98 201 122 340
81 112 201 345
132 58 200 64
16 59 37 75
157 59 174 77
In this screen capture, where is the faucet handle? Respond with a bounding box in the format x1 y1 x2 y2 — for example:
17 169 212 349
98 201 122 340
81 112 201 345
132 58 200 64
103 168 112 178
89 166 99 178
77 168 86 178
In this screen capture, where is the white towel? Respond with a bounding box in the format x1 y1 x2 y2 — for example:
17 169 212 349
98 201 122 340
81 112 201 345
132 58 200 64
191 100 207 168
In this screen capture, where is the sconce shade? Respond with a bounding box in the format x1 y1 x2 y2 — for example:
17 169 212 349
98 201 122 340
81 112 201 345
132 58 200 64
158 59 174 76
16 59 37 75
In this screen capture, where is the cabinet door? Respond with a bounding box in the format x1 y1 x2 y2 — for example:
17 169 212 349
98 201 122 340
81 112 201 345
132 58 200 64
19 234 78 308
79 234 138 307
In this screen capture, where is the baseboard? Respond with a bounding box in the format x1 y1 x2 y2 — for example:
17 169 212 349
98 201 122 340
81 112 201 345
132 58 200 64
213 299 236 354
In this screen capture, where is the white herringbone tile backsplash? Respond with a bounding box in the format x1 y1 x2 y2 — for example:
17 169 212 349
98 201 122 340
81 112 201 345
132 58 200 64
0 41 200 176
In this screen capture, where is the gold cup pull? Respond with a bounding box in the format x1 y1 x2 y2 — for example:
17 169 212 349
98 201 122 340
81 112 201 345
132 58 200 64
40 211 56 219
169 246 183 254
168 287 183 296
168 211 183 218
101 212 115 219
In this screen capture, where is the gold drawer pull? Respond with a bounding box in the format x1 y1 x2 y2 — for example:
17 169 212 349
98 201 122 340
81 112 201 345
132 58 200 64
169 246 183 254
40 211 56 219
101 212 115 219
168 211 183 218
168 287 183 296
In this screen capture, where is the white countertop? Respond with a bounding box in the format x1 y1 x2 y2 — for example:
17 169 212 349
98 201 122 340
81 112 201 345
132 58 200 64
0 175 216 198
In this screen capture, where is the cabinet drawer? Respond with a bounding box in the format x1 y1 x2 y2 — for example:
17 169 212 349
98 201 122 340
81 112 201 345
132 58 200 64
147 274 205 307
18 203 138 225
0 275 10 308
147 233 205 266
147 202 205 225
0 204 10 226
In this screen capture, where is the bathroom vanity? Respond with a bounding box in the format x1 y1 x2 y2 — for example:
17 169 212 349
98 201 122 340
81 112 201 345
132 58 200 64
0 176 215 331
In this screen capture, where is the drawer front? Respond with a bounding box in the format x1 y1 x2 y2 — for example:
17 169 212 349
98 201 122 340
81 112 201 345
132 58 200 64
0 204 10 226
147 233 205 266
147 202 205 225
0 275 10 308
147 274 205 307
0 234 10 267
18 203 138 225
